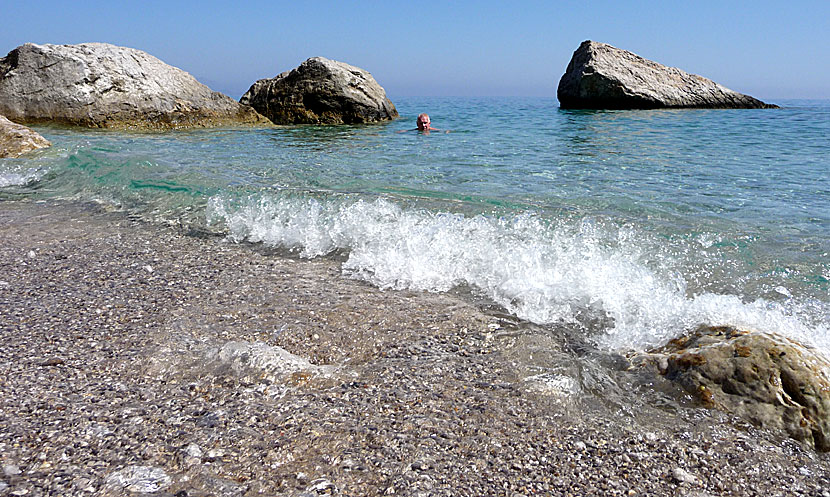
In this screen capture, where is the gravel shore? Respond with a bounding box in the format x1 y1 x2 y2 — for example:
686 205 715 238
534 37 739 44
1 200 828 496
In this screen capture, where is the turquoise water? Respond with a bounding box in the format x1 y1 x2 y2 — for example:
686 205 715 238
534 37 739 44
2 97 828 352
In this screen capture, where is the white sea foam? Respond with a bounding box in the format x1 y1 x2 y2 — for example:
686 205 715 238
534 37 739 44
207 194 830 353
0 167 45 187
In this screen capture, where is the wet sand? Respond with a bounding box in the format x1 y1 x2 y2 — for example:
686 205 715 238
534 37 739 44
1 200 828 496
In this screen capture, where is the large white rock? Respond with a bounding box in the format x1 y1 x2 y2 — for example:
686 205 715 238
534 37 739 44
0 42 268 129
558 41 777 109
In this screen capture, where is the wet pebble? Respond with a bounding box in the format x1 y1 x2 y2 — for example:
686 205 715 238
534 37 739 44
673 466 700 485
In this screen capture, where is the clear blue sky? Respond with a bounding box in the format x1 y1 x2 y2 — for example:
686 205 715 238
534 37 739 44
2 1 828 100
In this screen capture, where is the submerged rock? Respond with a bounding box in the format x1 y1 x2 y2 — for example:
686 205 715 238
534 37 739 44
636 326 830 451
557 40 777 109
0 114 50 157
213 340 334 382
240 57 398 124
102 465 171 494
0 42 268 129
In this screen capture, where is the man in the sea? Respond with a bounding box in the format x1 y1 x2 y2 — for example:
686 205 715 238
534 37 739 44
399 113 449 133
416 113 437 131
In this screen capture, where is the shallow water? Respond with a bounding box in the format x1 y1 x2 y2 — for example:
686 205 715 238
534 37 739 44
2 97 828 354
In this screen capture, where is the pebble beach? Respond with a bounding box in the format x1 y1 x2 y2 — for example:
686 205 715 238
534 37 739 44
1 199 829 497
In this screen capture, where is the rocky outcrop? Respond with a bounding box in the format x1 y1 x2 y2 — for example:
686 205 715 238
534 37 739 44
0 114 50 157
635 326 830 451
558 41 777 109
240 57 398 125
0 43 268 130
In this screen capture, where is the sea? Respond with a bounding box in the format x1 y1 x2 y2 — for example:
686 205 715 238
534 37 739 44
2 97 829 356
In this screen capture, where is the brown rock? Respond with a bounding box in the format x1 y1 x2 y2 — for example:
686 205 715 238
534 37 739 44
240 57 398 125
0 114 50 157
636 326 830 451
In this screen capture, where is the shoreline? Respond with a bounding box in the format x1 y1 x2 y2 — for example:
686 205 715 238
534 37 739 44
1 199 828 496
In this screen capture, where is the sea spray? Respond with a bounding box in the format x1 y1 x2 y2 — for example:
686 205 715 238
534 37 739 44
207 193 830 353
0 167 44 188
0 157 51 188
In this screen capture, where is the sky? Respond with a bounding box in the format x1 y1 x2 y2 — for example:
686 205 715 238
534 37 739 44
2 1 828 100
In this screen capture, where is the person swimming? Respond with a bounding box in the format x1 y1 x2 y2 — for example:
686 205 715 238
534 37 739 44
416 113 438 131
398 113 449 133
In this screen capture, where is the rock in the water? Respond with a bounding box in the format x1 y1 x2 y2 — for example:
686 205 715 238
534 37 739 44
557 40 777 109
214 340 333 382
0 114 50 157
240 57 398 124
102 465 171 494
0 42 268 129
672 467 699 485
637 326 830 451
3 464 21 477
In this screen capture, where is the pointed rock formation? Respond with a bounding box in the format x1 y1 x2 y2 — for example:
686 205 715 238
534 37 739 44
558 41 777 109
0 43 268 129
0 115 50 158
240 57 398 125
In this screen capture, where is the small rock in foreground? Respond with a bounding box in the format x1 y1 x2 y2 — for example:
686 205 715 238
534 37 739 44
241 57 398 124
213 340 333 382
0 114 50 158
3 464 21 477
672 466 700 485
102 465 171 494
636 326 830 451
557 40 777 109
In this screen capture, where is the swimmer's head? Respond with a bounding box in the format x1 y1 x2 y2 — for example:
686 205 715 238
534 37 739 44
416 113 430 131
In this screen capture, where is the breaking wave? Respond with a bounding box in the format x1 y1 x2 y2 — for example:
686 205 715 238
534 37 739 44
207 193 830 353
0 167 46 188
